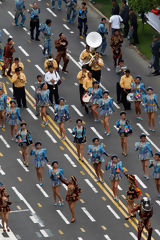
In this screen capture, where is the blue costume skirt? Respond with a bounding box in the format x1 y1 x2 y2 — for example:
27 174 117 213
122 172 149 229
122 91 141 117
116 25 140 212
138 152 152 160
153 172 160 179
8 118 20 126
51 180 61 187
109 173 122 181
99 109 113 116
145 106 157 113
35 160 46 168
90 98 99 105
39 101 50 107
0 106 5 111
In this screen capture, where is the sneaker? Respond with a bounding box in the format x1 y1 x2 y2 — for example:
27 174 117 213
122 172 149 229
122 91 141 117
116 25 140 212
20 23 24 27
39 183 43 186
59 201 64 206
53 202 58 206
107 132 111 136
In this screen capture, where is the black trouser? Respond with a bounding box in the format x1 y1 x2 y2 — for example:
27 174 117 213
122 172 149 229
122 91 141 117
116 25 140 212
30 19 39 40
91 70 101 82
79 83 85 105
116 82 122 103
123 21 129 37
15 86 27 107
47 84 59 104
133 26 139 44
13 83 16 98
121 89 131 110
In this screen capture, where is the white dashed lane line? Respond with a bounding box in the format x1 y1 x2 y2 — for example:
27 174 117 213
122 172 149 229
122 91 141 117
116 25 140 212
0 135 11 148
44 130 57 143
17 158 29 172
46 8 57 17
136 123 150 136
35 64 45 75
64 154 77 167
129 232 138 240
8 11 14 18
134 175 147 189
0 166 6 175
81 207 96 222
155 229 160 237
84 179 98 193
36 184 49 198
18 46 29 57
107 205 120 219
71 105 83 117
90 127 103 139
63 24 70 30
104 234 111 240
2 28 12 38
56 210 70 224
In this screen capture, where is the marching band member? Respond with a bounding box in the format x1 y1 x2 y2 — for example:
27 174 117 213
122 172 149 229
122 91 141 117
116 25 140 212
105 155 124 201
49 161 64 206
54 97 70 141
149 152 160 198
143 87 160 131
83 72 94 92
98 90 114 135
88 137 109 183
11 57 24 75
30 142 48 186
116 111 132 157
110 30 123 67
88 81 103 121
16 121 32 167
135 134 153 180
44 56 58 72
0 81 7 95
0 88 7 129
77 65 89 106
0 188 12 232
89 52 104 82
80 45 92 71
72 119 86 162
131 75 146 120
6 99 22 140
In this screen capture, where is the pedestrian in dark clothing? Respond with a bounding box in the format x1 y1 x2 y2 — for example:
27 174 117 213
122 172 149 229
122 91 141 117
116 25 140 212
116 59 127 104
150 35 160 76
112 0 120 15
129 9 139 45
29 3 40 41
120 0 129 37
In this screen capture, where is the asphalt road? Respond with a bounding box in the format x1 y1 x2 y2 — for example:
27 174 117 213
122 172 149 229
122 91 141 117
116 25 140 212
0 0 160 239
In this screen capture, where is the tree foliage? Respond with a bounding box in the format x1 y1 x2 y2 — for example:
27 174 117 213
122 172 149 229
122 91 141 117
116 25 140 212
128 0 160 13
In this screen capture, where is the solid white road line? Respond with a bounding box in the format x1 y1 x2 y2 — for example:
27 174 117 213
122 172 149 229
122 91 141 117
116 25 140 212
67 53 81 69
26 108 38 120
71 105 83 117
12 186 35 214
8 11 14 18
0 166 6 175
10 209 29 213
56 210 70 224
0 220 18 240
35 64 45 75
146 136 160 152
0 135 11 148
129 232 138 240
2 28 12 37
136 123 150 136
36 184 49 198
107 205 120 219
18 46 29 57
64 154 77 167
104 234 111 240
84 179 98 193
17 158 29 172
134 175 147 189
81 207 96 222
30 215 38 223
46 8 57 17
156 200 160 206
40 229 49 238
155 229 160 237
44 130 57 143
90 127 103 139
63 24 70 30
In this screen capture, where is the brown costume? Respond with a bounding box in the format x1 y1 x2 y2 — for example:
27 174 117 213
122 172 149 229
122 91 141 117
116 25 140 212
110 34 123 67
2 43 15 76
55 38 69 72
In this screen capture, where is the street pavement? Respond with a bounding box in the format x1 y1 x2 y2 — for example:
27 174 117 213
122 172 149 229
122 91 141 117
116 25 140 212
0 0 160 239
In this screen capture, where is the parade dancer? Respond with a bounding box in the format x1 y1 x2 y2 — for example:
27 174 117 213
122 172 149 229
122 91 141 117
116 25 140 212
135 133 153 180
78 2 88 38
143 87 160 131
131 75 146 120
0 88 7 129
105 155 124 201
110 30 123 67
98 90 114 135
88 138 109 183
30 142 48 186
116 111 132 157
6 99 22 140
54 97 70 140
16 121 32 167
0 189 12 232
49 161 64 206
72 119 86 162
149 152 160 198
131 197 153 240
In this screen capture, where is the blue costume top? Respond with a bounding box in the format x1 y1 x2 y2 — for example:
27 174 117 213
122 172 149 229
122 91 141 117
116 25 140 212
105 161 124 174
97 22 108 37
0 94 7 111
88 87 103 104
41 24 51 38
143 94 159 113
54 104 69 123
37 89 50 106
149 160 160 179
16 129 32 146
116 119 132 136
66 0 77 8
30 8 40 20
98 98 114 116
48 168 64 186
30 148 48 168
78 8 88 19
34 82 41 102
135 141 153 160
131 82 146 101
72 126 86 138
15 0 25 10
88 144 108 163
6 107 21 125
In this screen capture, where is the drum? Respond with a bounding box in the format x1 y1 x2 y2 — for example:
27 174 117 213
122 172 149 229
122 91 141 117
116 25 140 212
82 92 92 103
127 93 134 102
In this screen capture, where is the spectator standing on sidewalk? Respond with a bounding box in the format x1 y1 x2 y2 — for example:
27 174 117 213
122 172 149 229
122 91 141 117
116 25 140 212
29 2 40 41
120 0 129 38
97 18 108 56
112 0 120 15
129 9 139 45
150 35 160 76
109 12 123 36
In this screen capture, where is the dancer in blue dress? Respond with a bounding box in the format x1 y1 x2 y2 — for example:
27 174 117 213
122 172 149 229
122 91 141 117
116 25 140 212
72 119 86 162
37 82 50 126
143 87 160 131
135 133 153 180
105 155 124 201
16 121 32 167
98 90 114 135
54 97 70 141
6 99 22 140
131 76 146 120
116 111 132 157
88 137 109 183
49 161 64 206
88 81 102 121
0 88 7 129
149 152 160 198
30 142 48 186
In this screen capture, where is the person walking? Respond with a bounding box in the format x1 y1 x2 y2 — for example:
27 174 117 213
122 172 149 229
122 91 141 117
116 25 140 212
120 69 134 110
66 0 77 23
11 57 24 75
150 35 160 76
44 65 60 104
34 75 43 116
111 0 120 15
77 65 89 106
129 9 139 45
109 12 123 35
110 30 123 67
51 0 62 10
149 152 160 198
55 33 69 73
97 18 108 56
39 19 52 57
0 189 12 232
0 88 7 129
120 0 129 38
11 67 27 108
15 0 26 27
0 30 3 62
89 52 104 82
44 56 58 72
116 59 127 104
78 2 88 38
2 38 15 77
29 2 40 41
79 45 92 71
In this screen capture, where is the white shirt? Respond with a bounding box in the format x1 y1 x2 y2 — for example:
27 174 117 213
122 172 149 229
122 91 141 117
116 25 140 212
45 71 60 85
109 15 123 29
